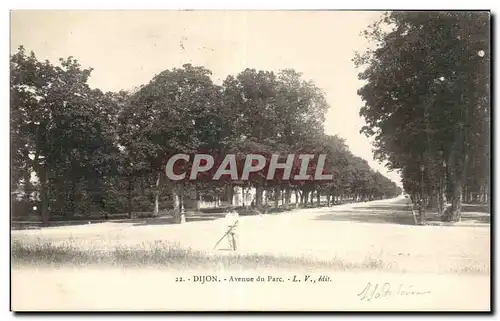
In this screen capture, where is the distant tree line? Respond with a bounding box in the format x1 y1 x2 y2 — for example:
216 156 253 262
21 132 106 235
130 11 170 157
11 46 401 225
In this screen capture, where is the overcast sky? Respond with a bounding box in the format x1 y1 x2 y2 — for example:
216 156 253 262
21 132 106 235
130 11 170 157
11 10 402 186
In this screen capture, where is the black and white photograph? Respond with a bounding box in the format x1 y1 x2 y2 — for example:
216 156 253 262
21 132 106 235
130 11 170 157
9 10 491 311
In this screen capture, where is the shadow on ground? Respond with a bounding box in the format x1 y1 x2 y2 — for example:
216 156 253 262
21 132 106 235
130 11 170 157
426 212 490 225
314 200 490 227
351 205 411 212
461 204 490 213
11 205 267 230
11 213 226 230
131 215 224 226
313 210 415 225
460 214 490 224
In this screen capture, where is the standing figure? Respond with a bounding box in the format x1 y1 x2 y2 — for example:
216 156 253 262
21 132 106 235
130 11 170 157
225 208 239 251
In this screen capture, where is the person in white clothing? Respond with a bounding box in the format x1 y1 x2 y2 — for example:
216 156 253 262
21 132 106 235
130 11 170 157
224 208 239 250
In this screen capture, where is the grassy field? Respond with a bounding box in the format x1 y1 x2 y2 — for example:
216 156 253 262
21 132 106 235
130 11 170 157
12 238 391 271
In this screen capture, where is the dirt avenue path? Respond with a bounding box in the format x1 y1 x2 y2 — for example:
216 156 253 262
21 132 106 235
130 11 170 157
11 196 491 311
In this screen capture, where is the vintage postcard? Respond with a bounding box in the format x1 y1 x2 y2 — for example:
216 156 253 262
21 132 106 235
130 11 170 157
10 10 491 311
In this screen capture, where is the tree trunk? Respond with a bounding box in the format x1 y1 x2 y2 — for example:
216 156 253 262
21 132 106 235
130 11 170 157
326 194 331 207
226 185 234 206
410 201 418 225
241 187 246 207
255 186 264 209
295 189 299 208
172 185 186 224
195 188 201 211
153 171 161 217
285 188 291 205
443 152 468 222
179 185 186 223
316 190 320 207
437 187 444 215
38 167 50 226
274 186 280 208
22 166 31 204
127 176 133 219
427 191 437 210
444 182 462 222
172 185 179 221
418 203 425 224
303 189 309 205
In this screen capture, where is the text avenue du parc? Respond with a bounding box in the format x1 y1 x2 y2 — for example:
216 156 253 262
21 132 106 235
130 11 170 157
175 274 332 284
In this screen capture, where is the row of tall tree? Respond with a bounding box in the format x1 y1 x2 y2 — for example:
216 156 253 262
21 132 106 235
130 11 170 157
11 46 401 225
355 11 490 222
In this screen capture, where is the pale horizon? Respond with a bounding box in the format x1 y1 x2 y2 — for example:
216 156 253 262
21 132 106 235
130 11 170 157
10 10 402 186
